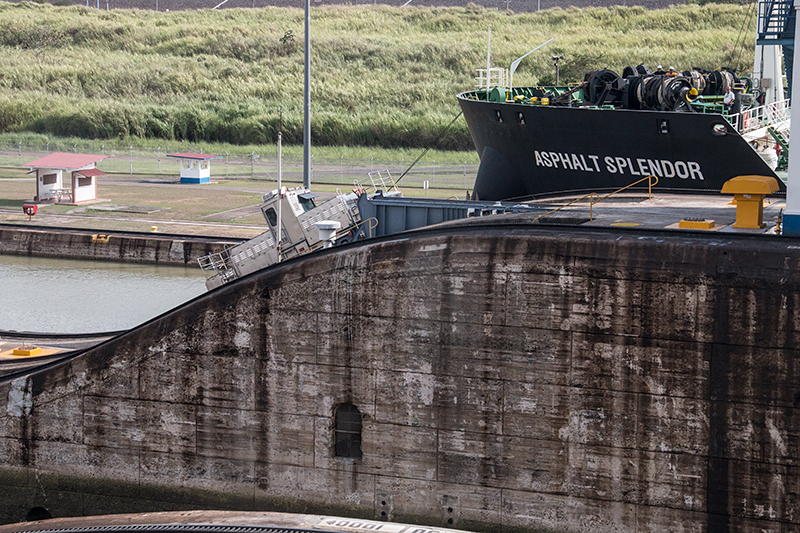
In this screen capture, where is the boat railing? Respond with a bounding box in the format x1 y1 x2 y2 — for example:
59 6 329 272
307 217 380 253
732 98 790 134
475 67 508 90
532 175 659 224
366 169 401 195
197 246 236 279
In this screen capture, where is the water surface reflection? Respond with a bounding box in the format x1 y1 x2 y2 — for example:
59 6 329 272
0 254 206 334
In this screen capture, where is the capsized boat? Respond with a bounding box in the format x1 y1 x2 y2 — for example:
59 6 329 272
458 64 789 201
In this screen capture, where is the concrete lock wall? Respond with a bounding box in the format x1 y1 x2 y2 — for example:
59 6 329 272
0 223 798 532
0 225 242 265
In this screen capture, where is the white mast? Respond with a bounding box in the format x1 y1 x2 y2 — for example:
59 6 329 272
303 0 311 189
486 25 491 89
509 38 554 95
781 0 800 235
277 132 282 262
753 42 786 105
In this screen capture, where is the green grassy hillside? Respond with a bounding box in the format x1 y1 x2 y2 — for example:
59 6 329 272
0 1 758 149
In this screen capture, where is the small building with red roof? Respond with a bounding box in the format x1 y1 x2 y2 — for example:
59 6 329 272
24 152 108 205
167 152 223 184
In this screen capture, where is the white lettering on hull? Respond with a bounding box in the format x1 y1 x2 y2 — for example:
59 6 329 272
534 150 704 180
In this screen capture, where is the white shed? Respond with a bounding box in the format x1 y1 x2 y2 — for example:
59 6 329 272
24 152 109 204
167 152 223 184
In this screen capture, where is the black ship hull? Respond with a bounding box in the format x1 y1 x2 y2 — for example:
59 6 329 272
458 94 785 200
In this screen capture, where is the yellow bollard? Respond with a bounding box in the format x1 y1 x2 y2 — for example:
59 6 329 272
721 175 780 229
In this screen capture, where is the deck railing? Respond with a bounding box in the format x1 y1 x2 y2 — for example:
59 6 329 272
731 98 790 134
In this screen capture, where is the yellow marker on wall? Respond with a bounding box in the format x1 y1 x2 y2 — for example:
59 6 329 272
679 219 715 230
12 346 42 356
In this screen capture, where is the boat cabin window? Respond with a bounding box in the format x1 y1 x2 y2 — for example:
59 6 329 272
298 193 317 212
334 403 363 459
264 207 278 227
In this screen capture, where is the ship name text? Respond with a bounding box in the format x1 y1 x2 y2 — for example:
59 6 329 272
533 151 704 180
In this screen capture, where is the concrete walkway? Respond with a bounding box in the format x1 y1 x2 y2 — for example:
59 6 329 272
0 175 343 238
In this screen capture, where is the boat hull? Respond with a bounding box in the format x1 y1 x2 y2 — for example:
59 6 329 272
458 94 785 200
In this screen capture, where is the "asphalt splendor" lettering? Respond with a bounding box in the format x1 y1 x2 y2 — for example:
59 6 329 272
533 151 704 180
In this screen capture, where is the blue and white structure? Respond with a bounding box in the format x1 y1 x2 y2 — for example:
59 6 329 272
167 152 224 184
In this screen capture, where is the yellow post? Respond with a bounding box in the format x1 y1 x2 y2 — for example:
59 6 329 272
13 346 41 356
720 175 780 229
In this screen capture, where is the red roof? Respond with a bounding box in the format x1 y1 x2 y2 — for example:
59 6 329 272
24 152 108 169
76 168 106 177
167 153 223 160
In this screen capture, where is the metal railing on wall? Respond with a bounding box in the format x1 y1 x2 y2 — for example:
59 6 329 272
532 175 659 223
0 142 479 193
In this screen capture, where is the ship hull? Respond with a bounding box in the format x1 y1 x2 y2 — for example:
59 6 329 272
458 94 785 200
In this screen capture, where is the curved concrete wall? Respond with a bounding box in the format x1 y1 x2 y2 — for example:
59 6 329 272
0 223 798 532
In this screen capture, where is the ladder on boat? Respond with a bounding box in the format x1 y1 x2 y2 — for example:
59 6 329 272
758 0 794 43
757 0 796 97
768 126 790 170
735 100 791 171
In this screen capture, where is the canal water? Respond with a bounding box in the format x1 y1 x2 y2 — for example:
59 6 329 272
0 254 207 334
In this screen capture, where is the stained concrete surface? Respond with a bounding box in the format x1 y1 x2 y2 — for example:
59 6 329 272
0 219 797 532
0 223 243 265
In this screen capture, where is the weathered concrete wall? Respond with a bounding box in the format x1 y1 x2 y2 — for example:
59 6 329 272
0 223 798 532
0 224 242 264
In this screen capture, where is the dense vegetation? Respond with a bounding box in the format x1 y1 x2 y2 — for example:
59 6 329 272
0 1 758 149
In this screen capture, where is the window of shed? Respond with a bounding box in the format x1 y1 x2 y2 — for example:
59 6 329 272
334 403 363 459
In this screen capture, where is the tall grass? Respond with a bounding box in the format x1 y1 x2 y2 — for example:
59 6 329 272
0 1 759 149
